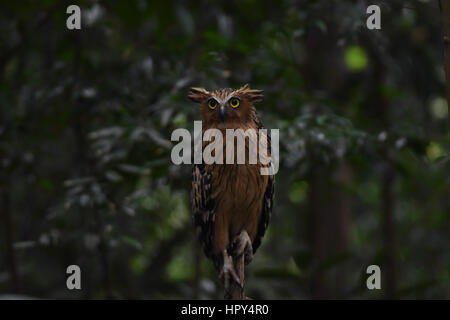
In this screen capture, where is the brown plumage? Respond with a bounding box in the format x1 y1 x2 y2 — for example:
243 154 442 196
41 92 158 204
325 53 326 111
188 84 274 289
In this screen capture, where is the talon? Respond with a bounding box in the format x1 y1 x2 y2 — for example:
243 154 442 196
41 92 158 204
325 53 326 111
232 230 253 264
219 251 241 288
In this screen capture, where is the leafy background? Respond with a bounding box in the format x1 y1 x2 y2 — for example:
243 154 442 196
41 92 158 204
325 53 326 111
0 0 449 299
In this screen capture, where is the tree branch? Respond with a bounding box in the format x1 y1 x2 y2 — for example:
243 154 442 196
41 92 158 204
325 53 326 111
224 255 245 300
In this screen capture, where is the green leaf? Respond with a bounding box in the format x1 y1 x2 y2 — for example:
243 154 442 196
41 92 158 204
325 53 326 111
131 255 146 275
345 45 368 72
288 181 308 204
426 142 443 162
121 236 143 251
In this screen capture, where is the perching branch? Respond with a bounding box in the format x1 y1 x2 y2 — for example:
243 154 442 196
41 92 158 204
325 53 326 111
224 255 245 300
440 0 450 122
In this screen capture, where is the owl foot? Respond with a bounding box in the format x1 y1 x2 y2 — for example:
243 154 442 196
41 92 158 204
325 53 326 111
232 230 253 265
219 250 242 289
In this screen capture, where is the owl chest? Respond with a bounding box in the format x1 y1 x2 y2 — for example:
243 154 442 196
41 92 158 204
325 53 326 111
202 127 267 239
214 162 262 197
210 163 266 242
206 128 266 206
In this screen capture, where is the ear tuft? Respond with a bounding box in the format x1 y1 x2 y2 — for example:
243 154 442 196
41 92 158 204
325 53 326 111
188 87 210 103
247 89 264 103
238 84 263 103
239 83 250 91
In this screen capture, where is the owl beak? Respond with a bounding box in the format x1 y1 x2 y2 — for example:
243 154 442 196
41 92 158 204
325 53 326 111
219 105 227 122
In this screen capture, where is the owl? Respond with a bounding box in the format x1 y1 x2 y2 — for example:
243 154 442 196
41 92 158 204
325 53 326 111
188 84 274 293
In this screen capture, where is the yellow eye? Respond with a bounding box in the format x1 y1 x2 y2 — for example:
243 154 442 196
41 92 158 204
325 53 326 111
230 98 240 108
208 99 217 109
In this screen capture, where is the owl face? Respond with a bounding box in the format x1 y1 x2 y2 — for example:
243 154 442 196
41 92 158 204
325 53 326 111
188 84 263 128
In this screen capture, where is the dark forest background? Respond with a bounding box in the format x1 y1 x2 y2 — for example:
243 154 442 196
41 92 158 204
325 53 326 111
1 0 449 299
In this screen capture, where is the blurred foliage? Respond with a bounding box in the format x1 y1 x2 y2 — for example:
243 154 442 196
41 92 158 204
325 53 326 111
0 0 449 299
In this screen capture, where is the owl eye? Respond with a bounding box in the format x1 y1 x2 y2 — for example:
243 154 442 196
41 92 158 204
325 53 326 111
229 98 240 108
208 99 218 109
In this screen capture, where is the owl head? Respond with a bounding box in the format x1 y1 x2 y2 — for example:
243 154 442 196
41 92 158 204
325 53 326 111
188 84 263 128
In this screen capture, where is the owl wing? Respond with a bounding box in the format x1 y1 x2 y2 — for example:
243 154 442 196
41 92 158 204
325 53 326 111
191 163 217 262
252 118 275 254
